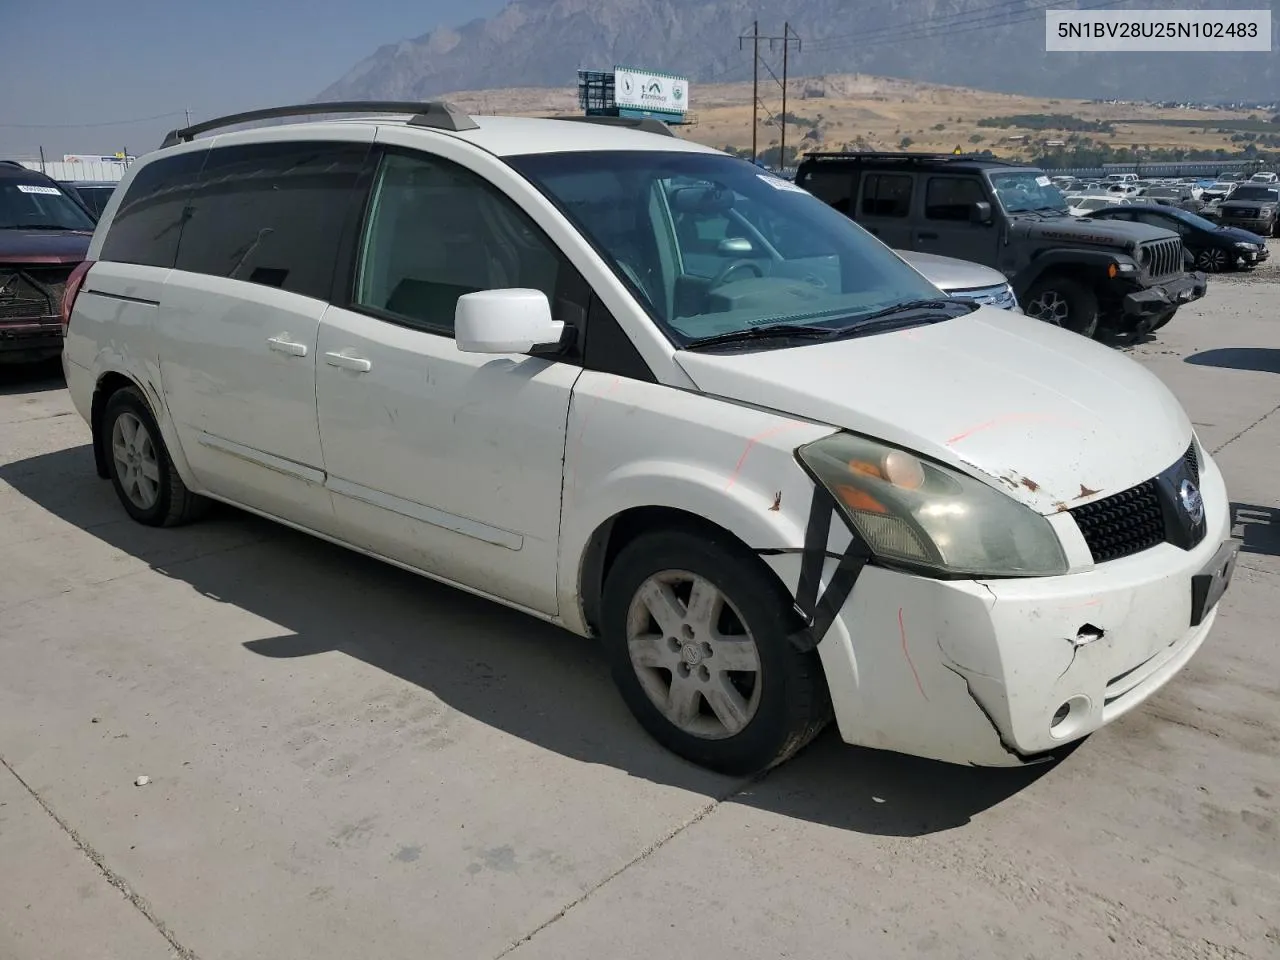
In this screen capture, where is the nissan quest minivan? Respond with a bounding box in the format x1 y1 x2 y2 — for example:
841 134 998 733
61 103 1237 775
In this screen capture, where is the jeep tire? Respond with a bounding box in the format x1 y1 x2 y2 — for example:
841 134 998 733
1023 276 1100 339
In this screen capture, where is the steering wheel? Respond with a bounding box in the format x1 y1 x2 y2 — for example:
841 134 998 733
710 259 765 289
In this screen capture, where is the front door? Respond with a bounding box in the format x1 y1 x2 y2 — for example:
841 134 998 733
315 147 582 616
912 175 1001 268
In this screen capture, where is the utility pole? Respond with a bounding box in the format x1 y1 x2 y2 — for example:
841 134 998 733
780 23 800 171
184 107 192 127
38 145 46 174
739 22 760 162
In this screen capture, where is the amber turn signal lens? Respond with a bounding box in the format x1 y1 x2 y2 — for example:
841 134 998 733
835 484 887 514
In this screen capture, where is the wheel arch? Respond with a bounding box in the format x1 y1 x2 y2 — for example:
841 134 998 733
90 367 200 492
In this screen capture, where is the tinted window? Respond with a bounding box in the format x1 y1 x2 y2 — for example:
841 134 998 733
354 150 569 336
860 174 912 217
1230 186 1279 202
78 186 117 217
798 168 855 213
0 177 97 231
174 141 368 301
924 177 988 221
100 152 207 267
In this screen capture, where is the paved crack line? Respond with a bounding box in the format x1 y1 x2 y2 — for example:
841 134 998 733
1211 400 1280 456
491 777 755 959
0 752 199 960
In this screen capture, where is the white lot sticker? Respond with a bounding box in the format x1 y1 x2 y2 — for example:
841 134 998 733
1035 175 1052 187
757 173 808 194
16 184 62 195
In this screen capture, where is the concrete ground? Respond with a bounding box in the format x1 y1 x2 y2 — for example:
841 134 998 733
2 259 1278 960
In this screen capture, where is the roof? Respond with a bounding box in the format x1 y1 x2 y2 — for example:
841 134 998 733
0 161 57 181
157 102 720 159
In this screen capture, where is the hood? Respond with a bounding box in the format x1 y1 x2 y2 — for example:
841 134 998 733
1215 224 1268 244
674 308 1191 515
0 228 92 265
1014 213 1175 249
894 249 1009 292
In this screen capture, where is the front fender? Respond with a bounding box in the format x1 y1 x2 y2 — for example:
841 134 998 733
1011 248 1126 297
556 371 835 636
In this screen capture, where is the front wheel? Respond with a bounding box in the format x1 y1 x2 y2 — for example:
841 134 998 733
1022 276 1100 338
1196 247 1230 272
600 528 831 775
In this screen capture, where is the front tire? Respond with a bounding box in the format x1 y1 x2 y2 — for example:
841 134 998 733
1196 247 1230 272
103 386 207 527
600 528 831 775
1023 276 1099 338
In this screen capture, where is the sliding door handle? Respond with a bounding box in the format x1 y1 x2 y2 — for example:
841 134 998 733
324 351 372 373
267 336 308 357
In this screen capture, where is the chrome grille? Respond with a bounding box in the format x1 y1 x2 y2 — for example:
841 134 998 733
1139 237 1182 279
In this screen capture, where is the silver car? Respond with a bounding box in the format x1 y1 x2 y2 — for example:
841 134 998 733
896 249 1021 312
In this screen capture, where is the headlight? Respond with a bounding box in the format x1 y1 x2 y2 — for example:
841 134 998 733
796 433 1069 578
1236 241 1259 250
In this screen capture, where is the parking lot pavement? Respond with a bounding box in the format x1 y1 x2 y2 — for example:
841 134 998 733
1 268 1278 960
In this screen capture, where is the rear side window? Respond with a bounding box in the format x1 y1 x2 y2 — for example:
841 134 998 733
99 152 207 267
174 141 369 301
861 174 913 218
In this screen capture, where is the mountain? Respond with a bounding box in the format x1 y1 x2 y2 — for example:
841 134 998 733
317 0 1277 105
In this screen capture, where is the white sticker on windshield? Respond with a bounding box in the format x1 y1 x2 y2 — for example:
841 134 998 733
1035 176 1052 187
16 184 61 196
757 173 807 194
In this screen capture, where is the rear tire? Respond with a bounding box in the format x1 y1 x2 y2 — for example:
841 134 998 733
1023 276 1099 338
600 528 831 775
102 386 208 527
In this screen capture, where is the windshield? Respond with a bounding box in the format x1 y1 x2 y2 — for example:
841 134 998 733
0 178 96 230
1230 186 1279 202
987 171 1068 213
507 150 945 346
1076 198 1109 211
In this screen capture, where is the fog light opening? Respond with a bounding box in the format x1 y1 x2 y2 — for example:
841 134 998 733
1049 694 1093 740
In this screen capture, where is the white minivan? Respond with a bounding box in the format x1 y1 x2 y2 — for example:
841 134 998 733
61 103 1237 775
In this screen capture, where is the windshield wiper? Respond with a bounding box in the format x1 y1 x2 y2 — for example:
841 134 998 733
684 323 840 351
7 223 81 231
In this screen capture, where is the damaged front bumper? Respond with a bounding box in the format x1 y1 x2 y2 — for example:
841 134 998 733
1122 271 1208 320
787 448 1234 768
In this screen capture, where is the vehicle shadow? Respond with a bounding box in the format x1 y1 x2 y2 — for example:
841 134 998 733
0 444 1059 837
1232 502 1280 558
0 358 65 396
1185 347 1280 374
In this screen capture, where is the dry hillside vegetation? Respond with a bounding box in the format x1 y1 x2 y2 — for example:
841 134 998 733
440 73 1267 160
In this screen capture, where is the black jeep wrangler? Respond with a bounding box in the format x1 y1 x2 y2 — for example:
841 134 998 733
794 152 1208 338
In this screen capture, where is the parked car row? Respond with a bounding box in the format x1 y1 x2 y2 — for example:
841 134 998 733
63 103 1237 775
795 151 1207 339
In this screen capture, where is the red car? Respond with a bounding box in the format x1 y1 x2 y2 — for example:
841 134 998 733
0 161 96 364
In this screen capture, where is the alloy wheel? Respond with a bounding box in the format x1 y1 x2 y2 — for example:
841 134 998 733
111 411 161 510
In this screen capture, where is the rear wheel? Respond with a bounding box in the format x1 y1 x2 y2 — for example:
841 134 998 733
600 528 831 775
1023 276 1099 338
103 386 208 527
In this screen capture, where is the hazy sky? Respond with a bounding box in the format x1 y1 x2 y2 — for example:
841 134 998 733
0 0 508 159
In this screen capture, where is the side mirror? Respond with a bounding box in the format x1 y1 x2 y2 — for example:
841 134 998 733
970 201 992 224
455 289 565 355
717 237 754 255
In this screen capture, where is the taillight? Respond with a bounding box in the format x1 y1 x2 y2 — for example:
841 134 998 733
61 259 94 334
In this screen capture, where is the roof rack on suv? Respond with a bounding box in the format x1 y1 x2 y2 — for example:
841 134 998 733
550 115 677 138
801 151 1022 166
159 100 480 148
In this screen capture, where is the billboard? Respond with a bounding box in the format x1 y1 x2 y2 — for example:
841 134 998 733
613 66 689 115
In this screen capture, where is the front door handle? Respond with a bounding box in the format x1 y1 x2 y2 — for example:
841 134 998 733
324 351 372 373
917 232 939 240
267 336 308 357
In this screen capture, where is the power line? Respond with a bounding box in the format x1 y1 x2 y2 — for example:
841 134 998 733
0 110 187 130
810 0 1055 49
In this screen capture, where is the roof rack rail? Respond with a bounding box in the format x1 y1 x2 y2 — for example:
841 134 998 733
550 115 677 138
802 151 1021 166
159 100 479 148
